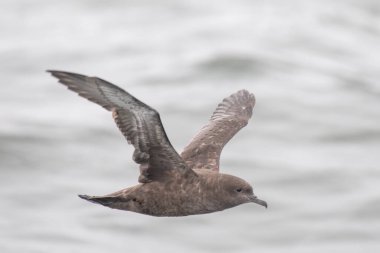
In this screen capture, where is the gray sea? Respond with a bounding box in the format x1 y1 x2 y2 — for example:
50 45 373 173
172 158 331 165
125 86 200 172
1 0 380 252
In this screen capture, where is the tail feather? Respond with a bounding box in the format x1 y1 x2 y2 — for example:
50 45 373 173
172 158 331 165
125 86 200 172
78 194 121 207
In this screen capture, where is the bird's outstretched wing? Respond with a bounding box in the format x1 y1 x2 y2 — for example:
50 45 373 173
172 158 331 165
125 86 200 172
48 70 195 183
181 90 255 171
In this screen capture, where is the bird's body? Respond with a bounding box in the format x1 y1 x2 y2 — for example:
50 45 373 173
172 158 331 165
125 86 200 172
81 170 261 217
49 70 267 217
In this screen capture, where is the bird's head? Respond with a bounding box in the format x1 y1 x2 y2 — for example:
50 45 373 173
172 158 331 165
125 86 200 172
218 173 267 209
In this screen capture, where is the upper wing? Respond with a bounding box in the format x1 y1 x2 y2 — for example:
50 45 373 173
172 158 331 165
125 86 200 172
48 70 195 183
180 90 255 171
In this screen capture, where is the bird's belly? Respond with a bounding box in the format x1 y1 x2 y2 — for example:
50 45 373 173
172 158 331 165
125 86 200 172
135 193 202 217
133 190 223 217
123 179 224 217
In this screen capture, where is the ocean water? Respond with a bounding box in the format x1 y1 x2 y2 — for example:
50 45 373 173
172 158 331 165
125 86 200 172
1 0 380 252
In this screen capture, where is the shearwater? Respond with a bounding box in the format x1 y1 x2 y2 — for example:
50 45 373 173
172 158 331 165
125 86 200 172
48 70 267 217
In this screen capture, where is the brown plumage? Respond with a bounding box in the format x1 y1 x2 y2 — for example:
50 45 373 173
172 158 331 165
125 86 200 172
181 90 255 171
48 70 267 217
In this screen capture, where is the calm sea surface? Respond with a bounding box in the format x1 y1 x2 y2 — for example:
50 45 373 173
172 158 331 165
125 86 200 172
1 0 380 252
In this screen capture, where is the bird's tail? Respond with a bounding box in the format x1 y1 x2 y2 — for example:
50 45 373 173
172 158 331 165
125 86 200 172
78 194 121 207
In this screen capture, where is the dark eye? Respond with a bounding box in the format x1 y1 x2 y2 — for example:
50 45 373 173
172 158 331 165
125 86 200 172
236 188 242 193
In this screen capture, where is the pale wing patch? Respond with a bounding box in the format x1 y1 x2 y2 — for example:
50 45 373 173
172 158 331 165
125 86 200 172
181 90 255 172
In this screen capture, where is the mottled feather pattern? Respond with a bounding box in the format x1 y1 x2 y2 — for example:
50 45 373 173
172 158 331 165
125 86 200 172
181 90 255 171
48 70 193 183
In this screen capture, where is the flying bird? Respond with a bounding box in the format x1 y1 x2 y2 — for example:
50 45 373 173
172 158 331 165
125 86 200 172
48 70 267 217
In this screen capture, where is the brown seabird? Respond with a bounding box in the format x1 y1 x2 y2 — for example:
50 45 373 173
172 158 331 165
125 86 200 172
48 70 267 217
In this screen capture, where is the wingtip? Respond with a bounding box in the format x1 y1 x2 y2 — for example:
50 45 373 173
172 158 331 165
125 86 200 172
46 69 71 75
47 70 89 80
46 69 61 74
238 89 256 106
46 69 63 77
237 89 255 99
78 194 91 200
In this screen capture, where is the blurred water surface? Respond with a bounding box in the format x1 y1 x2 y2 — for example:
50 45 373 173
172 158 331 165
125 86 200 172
1 0 380 252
